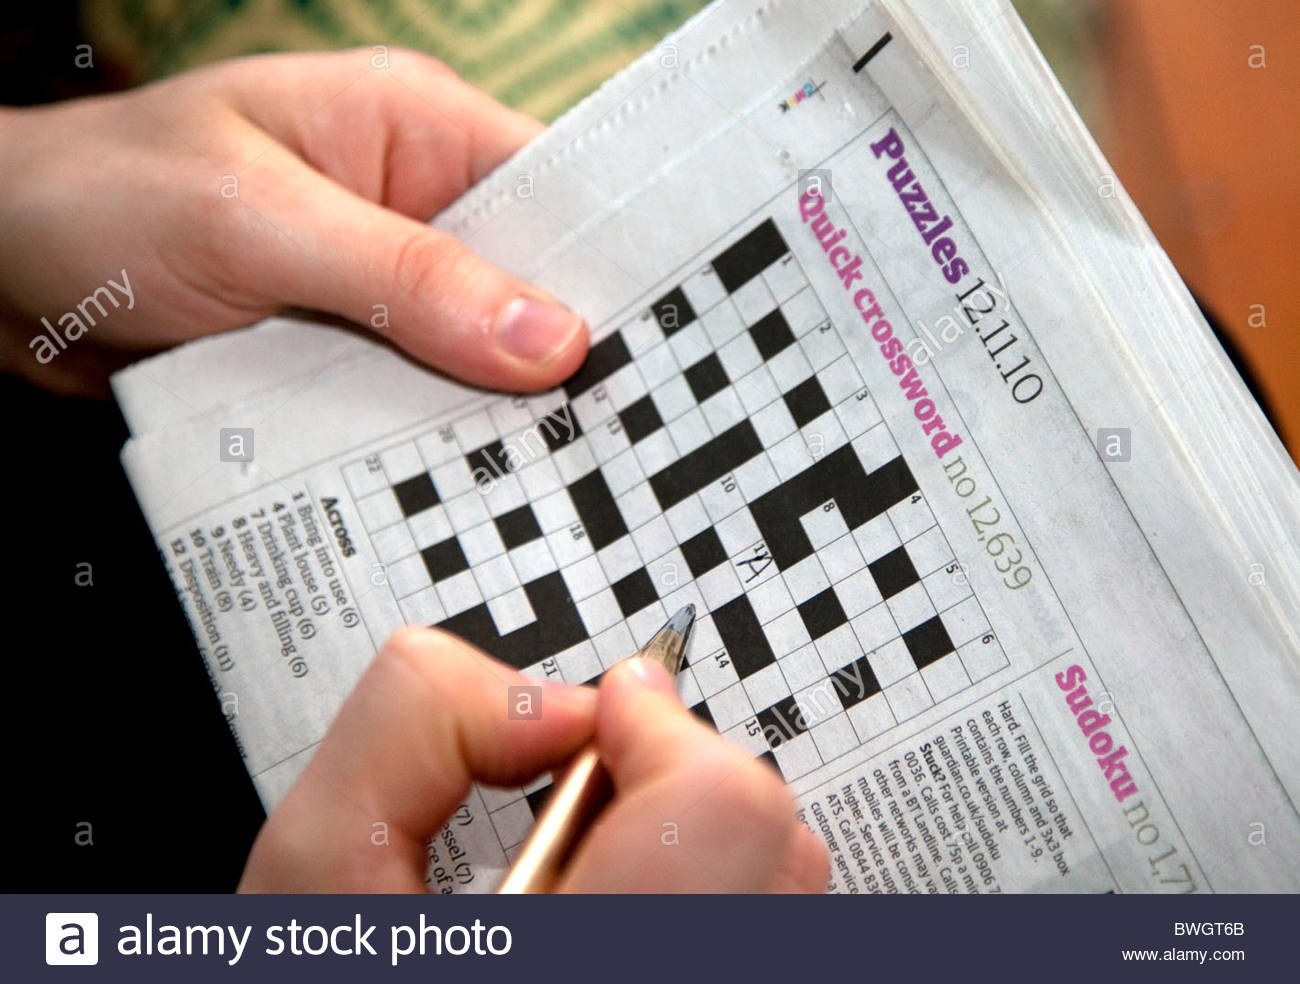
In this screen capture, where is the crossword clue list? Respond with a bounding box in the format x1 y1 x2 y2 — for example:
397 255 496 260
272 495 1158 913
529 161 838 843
340 216 1008 860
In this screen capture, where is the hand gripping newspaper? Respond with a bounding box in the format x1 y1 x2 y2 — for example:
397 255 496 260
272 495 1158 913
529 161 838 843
111 0 1300 893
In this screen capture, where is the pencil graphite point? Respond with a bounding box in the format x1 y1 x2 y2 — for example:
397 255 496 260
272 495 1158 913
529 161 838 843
639 604 695 677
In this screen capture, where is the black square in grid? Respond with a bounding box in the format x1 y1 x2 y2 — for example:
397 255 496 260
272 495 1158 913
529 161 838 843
757 750 783 778
421 536 469 582
540 405 583 452
392 472 439 517
784 376 831 428
750 308 795 360
619 394 663 444
902 615 955 669
758 695 807 748
798 587 848 640
684 352 729 404
681 527 727 577
651 286 697 335
467 439 512 480
612 568 658 617
494 504 542 550
689 700 716 730
868 545 919 598
525 783 554 818
831 656 882 708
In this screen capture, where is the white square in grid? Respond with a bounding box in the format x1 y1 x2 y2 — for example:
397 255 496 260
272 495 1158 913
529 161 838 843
889 496 935 542
768 429 816 482
460 521 505 566
733 452 780 501
489 798 534 850
940 596 989 647
816 354 864 403
690 656 739 703
370 521 416 565
633 429 679 475
696 473 747 526
489 395 535 436
886 673 933 722
921 653 969 703
552 440 598 485
665 494 710 542
608 364 649 412
700 388 746 434
780 643 825 692
742 662 789 713
853 512 900 562
356 488 403 532
810 713 858 762
597 536 642 583
343 459 389 498
577 588 622 637
887 581 936 633
487 587 535 635
960 637 1006 682
924 564 971 612
637 341 679 389
717 330 763 380
555 639 603 685
851 425 901 475
734 542 780 590
586 413 631 464
660 581 704 624
783 554 830 605
772 732 821 779
651 375 696 423
416 429 463 468
701 297 746 348
479 473 528 517
631 515 674 564
834 566 883 619
546 525 593 567
452 413 498 454
867 637 915 688
748 575 793 623
814 622 861 672
666 320 712 368
836 391 883 439
616 481 665 531
904 525 952 578
697 563 743 610
715 508 762 556
708 682 756 732
667 406 711 456
767 342 814 393
472 553 519 599
380 442 425 483
820 533 866 585
800 323 846 371
681 265 728 314
561 555 606 602
795 677 843 728
621 310 665 355
763 256 806 303
779 282 826 335
445 489 491 532
733 364 780 416
570 387 615 435
593 621 636 669
517 456 564 500
509 539 554 583
626 603 669 649
478 784 524 813
533 488 579 532
431 458 476 501
848 694 895 744
805 412 848 456
387 553 432 598
398 586 445 626
853 604 900 655
603 449 645 497
765 607 813 655
646 547 687 597
437 568 482 616
800 500 850 550
730 275 775 326
752 399 797 447
674 666 703 708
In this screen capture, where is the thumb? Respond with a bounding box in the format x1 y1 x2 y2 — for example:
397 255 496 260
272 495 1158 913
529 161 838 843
243 154 588 391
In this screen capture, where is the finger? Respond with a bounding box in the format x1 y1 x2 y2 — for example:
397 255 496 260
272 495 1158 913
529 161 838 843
764 823 831 894
239 628 596 892
232 151 588 391
217 48 542 219
556 658 800 893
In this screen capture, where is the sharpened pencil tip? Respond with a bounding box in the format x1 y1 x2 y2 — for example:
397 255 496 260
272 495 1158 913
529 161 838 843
667 603 695 638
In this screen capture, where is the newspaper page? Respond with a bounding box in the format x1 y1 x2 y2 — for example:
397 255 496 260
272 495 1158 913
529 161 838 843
115 0 1300 893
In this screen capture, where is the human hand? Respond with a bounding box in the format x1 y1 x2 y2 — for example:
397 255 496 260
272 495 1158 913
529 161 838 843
238 627 829 893
0 49 587 395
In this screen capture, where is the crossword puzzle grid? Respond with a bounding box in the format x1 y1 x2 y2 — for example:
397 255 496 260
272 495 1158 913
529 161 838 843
342 218 1008 856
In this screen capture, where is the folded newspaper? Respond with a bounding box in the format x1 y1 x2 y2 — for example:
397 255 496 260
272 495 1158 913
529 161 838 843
113 0 1300 893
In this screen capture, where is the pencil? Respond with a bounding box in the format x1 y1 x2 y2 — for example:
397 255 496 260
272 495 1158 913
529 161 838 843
497 603 696 894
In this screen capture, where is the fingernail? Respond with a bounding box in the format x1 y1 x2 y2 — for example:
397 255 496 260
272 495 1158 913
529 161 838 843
494 295 583 363
618 657 676 696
